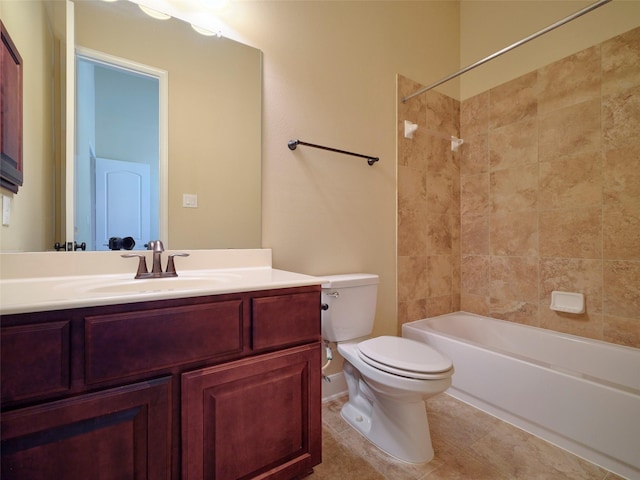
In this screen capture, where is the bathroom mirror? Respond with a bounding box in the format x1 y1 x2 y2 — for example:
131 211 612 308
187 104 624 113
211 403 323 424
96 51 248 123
8 0 262 251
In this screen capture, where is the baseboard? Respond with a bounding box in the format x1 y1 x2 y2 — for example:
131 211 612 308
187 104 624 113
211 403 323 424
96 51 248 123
321 372 347 402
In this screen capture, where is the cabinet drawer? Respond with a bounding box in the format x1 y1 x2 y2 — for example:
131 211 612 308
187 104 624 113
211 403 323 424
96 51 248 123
1 321 71 404
85 300 244 384
252 292 320 350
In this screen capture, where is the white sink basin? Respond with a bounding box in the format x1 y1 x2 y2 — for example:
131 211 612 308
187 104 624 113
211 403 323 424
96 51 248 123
81 273 241 295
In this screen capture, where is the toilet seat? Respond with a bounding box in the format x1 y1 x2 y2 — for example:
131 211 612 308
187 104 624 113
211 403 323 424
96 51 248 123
358 336 453 380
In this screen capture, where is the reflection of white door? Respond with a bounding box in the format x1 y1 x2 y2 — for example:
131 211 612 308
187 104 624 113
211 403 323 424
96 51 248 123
95 158 150 251
75 47 168 251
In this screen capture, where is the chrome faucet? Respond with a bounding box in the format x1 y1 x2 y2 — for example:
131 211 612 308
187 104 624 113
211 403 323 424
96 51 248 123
122 240 189 279
147 240 165 275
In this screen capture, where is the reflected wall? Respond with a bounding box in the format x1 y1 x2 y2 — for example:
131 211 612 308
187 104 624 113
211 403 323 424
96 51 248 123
75 1 261 249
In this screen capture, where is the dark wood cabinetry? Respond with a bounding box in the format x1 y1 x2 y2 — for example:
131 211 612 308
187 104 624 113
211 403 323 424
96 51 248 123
2 377 171 480
1 285 322 480
182 344 321 480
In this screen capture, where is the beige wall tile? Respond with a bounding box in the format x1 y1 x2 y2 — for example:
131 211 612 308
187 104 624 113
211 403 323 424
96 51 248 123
538 152 603 210
490 212 538 257
602 26 640 95
489 117 538 172
426 137 453 175
604 145 640 208
426 295 454 318
603 207 640 260
426 90 459 137
426 213 452 255
538 46 601 115
397 255 427 304
603 85 640 150
461 92 488 138
539 310 603 341
398 165 426 214
603 314 640 348
461 215 489 255
539 258 603 314
461 173 489 216
604 260 640 318
539 208 602 259
461 293 490 316
427 255 453 298
489 299 539 327
490 256 538 302
397 208 426 257
490 164 537 214
461 134 488 175
489 71 537 129
427 170 454 215
399 127 428 170
539 99 601 161
398 299 427 328
399 30 639 347
461 255 490 297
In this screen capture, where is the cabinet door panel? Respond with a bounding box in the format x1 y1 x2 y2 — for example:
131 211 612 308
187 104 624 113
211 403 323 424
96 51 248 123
0 321 71 404
1 377 171 480
182 344 321 480
85 300 244 383
252 292 320 351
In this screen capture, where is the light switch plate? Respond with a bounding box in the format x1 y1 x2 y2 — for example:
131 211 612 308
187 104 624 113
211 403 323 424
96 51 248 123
182 193 198 208
2 195 11 226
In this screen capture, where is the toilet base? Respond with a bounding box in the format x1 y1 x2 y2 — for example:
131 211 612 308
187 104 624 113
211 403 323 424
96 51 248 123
341 395 434 464
340 362 435 464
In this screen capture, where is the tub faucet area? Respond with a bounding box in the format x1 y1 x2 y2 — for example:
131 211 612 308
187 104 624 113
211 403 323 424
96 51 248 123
122 240 190 279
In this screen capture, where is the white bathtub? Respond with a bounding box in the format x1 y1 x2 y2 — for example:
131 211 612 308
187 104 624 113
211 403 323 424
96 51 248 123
403 312 640 480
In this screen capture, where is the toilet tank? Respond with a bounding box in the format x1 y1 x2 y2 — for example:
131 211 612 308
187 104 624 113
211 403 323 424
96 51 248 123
321 273 379 342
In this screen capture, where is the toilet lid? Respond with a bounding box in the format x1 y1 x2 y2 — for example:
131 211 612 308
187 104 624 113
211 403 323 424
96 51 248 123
358 336 453 380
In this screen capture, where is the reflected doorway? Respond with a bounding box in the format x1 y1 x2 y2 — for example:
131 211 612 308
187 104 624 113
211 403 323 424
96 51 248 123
75 48 167 250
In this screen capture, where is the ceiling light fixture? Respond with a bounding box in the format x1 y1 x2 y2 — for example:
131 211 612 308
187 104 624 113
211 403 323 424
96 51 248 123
191 24 222 37
138 4 171 20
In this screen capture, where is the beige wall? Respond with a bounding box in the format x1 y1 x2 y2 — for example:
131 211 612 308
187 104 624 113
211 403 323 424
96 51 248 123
224 2 461 350
460 0 640 99
0 0 55 252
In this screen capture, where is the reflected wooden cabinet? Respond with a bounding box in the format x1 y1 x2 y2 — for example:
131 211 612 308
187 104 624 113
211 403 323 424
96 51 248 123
1 21 24 193
1 286 322 480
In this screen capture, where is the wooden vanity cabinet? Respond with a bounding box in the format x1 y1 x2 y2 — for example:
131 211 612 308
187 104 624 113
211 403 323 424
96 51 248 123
1 285 322 480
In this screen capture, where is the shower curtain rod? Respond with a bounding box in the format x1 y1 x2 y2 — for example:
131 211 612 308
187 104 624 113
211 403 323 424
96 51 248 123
288 139 379 166
402 0 612 103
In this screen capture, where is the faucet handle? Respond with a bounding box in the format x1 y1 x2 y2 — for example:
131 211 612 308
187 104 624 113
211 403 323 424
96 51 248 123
121 253 150 278
165 253 190 277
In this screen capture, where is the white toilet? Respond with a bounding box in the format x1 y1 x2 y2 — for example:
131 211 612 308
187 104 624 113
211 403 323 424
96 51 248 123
322 273 453 464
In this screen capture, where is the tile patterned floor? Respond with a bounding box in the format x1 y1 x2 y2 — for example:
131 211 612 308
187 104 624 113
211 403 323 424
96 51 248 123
308 394 625 480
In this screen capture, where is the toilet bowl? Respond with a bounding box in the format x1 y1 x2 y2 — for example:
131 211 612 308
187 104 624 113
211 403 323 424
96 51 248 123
321 274 454 463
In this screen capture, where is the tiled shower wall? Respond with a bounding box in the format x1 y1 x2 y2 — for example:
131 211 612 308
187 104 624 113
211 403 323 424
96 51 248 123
397 26 640 348
397 77 461 328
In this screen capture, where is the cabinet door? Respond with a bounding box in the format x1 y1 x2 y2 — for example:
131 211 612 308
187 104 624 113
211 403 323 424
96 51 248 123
182 343 321 480
1 377 171 480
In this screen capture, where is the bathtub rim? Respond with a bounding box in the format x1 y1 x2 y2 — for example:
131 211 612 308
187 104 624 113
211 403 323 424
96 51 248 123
402 311 640 480
404 311 640 396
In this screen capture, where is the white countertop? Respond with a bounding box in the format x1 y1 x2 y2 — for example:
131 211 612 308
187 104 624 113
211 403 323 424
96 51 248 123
0 249 323 315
